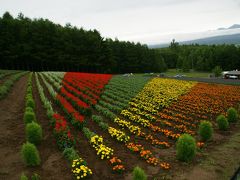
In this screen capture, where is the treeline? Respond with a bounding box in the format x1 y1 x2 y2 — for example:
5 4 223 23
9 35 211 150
157 40 240 71
0 12 167 73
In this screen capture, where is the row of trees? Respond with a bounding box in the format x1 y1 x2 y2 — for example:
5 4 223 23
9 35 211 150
1 12 239 73
158 40 240 72
0 12 167 73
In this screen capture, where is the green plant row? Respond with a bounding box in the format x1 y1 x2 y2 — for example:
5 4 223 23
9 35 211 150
100 95 128 109
98 100 122 114
39 73 57 98
21 73 42 173
41 73 62 91
0 70 19 80
103 88 135 102
0 71 28 99
101 91 129 105
95 104 117 120
92 115 109 131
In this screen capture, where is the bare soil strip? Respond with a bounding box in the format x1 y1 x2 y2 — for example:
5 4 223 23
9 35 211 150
0 74 28 180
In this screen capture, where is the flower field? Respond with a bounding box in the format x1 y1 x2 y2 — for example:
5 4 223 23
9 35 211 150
1 71 240 179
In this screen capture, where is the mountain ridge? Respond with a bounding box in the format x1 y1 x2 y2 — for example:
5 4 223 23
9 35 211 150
218 24 240 30
149 33 240 49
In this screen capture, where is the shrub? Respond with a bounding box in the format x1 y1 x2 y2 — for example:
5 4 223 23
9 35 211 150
25 107 33 112
20 173 28 180
63 147 80 162
27 87 32 95
198 121 213 141
212 66 222 77
217 115 229 130
31 173 40 180
82 127 95 140
99 122 109 131
0 85 8 98
24 111 36 124
176 134 196 162
21 142 41 166
25 94 33 101
92 115 102 123
227 107 238 123
133 166 147 180
26 98 35 109
26 122 42 145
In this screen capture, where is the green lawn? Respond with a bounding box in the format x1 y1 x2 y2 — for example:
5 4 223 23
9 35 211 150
164 69 211 78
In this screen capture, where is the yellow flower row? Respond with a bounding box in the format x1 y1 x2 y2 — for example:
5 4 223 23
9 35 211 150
131 78 196 114
114 117 142 136
108 127 130 143
128 107 156 121
120 110 150 127
90 135 114 160
72 158 92 179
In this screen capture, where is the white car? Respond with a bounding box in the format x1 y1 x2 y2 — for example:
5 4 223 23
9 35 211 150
229 75 238 79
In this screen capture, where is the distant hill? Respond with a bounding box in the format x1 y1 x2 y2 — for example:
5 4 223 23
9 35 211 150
218 24 240 30
180 33 240 45
149 33 240 48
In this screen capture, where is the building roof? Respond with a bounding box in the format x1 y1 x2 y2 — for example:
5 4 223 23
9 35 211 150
224 71 240 75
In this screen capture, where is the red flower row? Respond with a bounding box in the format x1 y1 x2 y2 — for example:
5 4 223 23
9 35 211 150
63 72 112 101
56 94 85 124
52 113 75 149
60 86 90 109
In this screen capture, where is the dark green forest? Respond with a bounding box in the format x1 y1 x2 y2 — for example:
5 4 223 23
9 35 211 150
0 12 240 73
0 12 167 73
158 40 240 72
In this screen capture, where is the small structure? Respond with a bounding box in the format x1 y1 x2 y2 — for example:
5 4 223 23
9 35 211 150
222 70 240 79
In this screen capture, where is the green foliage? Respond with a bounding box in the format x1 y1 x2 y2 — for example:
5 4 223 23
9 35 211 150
95 105 116 120
132 166 147 180
99 122 109 131
0 85 8 98
212 66 222 77
198 121 213 141
0 12 168 73
25 106 33 112
0 72 27 99
31 173 40 180
227 107 238 123
20 173 28 180
92 115 109 131
26 122 43 145
82 127 95 140
26 98 35 109
176 134 196 162
24 111 36 124
217 115 229 130
63 147 80 162
21 142 41 166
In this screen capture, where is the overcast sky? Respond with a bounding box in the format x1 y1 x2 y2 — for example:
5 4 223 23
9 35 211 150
1 0 240 44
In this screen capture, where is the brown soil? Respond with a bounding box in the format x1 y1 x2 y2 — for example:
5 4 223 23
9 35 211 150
0 74 28 180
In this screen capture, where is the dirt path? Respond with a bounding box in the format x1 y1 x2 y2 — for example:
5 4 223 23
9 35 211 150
0 74 29 180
